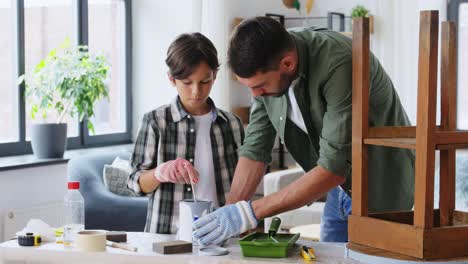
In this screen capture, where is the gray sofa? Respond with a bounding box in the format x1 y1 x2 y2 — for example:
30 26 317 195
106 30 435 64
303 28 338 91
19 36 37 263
67 152 148 231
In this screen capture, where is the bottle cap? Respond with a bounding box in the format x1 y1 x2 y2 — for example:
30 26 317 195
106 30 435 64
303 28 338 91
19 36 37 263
68 181 80 190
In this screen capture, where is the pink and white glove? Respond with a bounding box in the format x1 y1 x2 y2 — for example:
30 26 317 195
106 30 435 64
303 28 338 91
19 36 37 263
154 158 199 184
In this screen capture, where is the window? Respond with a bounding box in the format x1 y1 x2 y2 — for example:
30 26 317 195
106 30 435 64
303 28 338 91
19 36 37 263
24 0 78 138
457 3 468 129
0 1 16 144
448 0 468 130
0 0 132 157
447 0 468 211
88 0 126 136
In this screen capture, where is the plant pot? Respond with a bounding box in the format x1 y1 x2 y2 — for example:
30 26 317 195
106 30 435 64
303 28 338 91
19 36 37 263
30 123 68 159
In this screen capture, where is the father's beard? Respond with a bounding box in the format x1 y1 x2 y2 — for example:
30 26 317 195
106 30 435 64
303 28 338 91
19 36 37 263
273 72 295 97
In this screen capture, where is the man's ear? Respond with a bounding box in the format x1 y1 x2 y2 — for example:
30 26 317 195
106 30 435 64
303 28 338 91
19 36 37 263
279 52 296 73
167 73 176 87
213 70 218 81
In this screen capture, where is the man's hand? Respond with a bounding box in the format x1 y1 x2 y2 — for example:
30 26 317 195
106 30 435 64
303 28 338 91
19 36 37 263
154 158 199 184
192 201 258 246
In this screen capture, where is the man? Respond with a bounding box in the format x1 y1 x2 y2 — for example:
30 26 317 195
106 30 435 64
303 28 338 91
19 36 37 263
193 16 415 245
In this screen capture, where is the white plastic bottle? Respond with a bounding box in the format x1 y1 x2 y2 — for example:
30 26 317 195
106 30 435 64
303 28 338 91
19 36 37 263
63 181 85 247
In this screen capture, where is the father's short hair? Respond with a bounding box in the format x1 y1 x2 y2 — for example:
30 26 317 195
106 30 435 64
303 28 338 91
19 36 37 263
166 33 219 80
228 16 294 78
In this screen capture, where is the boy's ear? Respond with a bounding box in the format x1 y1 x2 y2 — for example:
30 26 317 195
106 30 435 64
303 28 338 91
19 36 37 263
167 73 176 87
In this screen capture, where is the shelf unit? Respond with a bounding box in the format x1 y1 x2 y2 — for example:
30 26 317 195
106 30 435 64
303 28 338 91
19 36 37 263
348 11 468 260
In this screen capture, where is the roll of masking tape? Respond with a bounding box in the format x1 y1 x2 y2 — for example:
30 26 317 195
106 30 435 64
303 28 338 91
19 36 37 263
75 230 106 252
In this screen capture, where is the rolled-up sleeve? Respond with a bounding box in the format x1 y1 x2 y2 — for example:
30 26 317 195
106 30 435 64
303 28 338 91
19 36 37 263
127 112 159 195
317 62 352 178
238 98 276 164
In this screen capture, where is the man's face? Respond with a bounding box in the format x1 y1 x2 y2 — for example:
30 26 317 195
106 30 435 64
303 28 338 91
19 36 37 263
235 53 297 98
236 69 293 98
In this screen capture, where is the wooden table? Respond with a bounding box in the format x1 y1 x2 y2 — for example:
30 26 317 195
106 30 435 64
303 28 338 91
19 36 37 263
0 232 362 264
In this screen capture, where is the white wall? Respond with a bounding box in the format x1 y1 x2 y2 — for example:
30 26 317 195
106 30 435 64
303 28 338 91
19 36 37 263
222 0 376 110
0 164 68 242
132 0 448 137
376 0 447 125
223 0 447 125
131 0 376 139
131 0 202 139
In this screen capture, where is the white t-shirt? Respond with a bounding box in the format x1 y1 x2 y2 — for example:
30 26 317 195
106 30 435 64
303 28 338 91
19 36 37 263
288 82 308 134
192 111 219 208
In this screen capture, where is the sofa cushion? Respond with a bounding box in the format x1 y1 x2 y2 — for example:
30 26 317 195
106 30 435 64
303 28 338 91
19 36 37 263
103 157 137 197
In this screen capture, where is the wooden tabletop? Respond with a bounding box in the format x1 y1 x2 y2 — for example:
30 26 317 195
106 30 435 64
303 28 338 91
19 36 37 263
0 232 361 264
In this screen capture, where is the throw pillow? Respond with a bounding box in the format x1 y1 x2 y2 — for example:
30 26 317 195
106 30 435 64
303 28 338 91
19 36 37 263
103 157 137 197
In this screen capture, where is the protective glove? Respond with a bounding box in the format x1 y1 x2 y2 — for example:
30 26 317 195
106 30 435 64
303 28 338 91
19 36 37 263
192 201 258 246
154 158 199 184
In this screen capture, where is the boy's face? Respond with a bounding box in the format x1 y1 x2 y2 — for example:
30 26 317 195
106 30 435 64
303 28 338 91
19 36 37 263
169 62 216 115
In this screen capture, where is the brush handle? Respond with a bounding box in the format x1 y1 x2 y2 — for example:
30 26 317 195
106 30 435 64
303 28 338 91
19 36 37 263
189 177 197 202
268 217 281 237
106 241 137 252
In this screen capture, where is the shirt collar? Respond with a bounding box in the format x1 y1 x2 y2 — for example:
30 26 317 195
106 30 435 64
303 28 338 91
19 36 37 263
170 96 227 123
290 32 309 81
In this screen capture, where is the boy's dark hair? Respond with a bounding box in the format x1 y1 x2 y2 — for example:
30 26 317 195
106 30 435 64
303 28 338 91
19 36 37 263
166 33 219 79
228 16 294 78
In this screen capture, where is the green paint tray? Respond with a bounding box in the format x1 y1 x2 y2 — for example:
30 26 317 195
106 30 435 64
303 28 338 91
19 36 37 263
238 217 300 258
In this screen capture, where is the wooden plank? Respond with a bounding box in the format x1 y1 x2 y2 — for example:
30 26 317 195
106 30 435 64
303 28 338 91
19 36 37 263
440 22 458 132
414 10 438 229
348 215 424 259
351 17 370 217
453 210 468 226
369 210 441 227
367 126 415 138
436 143 468 150
152 240 192 254
347 242 468 262
439 21 457 227
347 243 421 262
364 137 468 150
435 131 468 144
424 225 468 259
364 138 416 149
369 210 414 225
367 126 445 138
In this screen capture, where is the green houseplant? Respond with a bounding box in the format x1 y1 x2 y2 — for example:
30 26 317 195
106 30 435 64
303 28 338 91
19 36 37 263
351 5 370 18
351 5 373 34
18 38 109 158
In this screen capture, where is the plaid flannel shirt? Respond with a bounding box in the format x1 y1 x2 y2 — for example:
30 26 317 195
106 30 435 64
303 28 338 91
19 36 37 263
128 97 244 234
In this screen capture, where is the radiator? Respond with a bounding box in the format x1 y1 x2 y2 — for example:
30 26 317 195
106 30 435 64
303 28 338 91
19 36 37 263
3 202 66 241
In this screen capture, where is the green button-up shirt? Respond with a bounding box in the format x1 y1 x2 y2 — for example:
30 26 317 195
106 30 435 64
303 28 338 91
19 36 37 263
239 27 415 212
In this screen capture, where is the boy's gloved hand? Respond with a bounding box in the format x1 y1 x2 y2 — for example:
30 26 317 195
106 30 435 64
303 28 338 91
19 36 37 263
192 201 258 246
154 158 199 184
